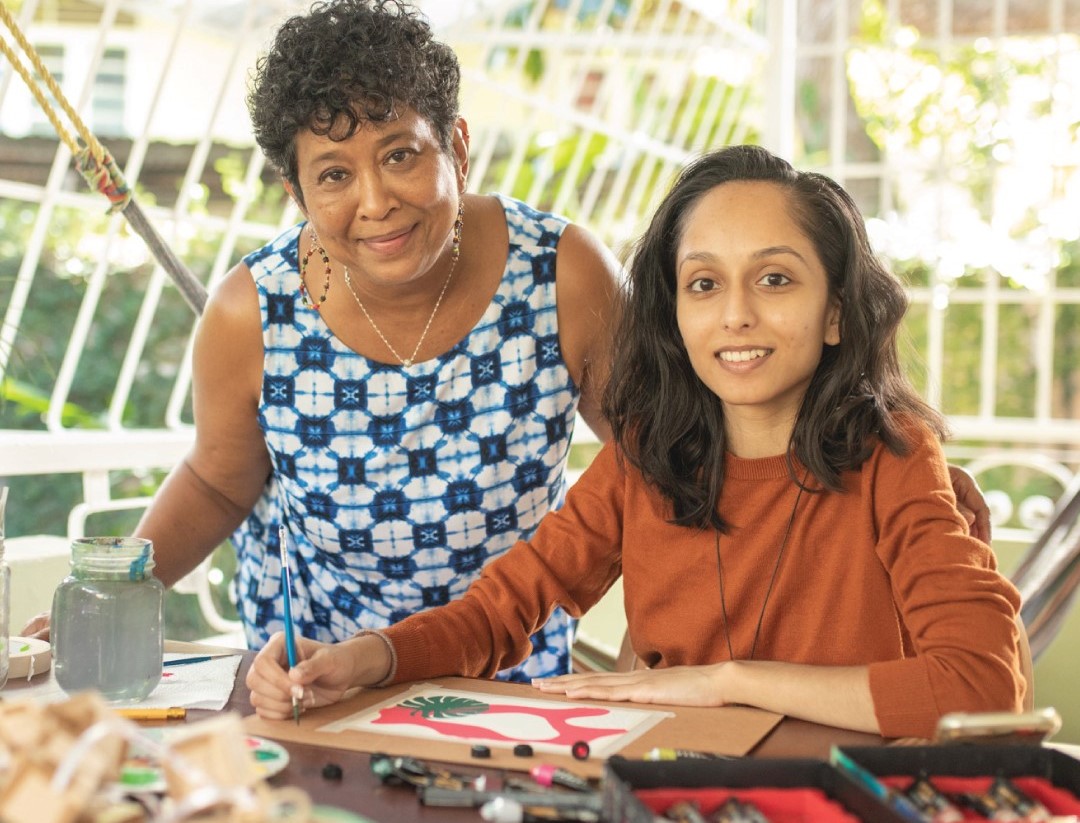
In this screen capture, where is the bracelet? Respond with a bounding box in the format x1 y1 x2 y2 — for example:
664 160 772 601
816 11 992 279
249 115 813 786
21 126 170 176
353 629 397 687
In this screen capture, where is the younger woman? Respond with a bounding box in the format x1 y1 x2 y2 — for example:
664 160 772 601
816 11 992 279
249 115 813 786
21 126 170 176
246 145 1024 739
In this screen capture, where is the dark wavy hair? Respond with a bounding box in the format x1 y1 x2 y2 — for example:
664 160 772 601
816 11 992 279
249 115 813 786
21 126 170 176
603 144 947 530
247 0 460 203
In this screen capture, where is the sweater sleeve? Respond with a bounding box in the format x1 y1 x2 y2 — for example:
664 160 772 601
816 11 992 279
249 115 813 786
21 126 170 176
382 442 627 683
866 423 1025 738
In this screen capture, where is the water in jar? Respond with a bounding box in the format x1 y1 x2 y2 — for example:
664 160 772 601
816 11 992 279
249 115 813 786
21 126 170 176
51 537 163 701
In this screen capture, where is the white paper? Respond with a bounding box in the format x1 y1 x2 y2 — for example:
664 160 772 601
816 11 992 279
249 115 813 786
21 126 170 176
10 653 242 710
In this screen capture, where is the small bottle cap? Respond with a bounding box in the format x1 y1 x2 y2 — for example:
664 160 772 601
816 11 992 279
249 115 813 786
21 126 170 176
530 764 556 786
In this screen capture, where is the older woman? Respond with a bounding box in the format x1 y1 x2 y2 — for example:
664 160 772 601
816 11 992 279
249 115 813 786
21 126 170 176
128 0 620 682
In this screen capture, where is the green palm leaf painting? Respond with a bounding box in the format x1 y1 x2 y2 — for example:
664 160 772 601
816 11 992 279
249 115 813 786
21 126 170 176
400 695 490 719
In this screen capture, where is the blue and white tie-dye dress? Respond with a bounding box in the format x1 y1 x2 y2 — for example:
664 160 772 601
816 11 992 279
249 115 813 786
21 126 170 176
231 194 579 680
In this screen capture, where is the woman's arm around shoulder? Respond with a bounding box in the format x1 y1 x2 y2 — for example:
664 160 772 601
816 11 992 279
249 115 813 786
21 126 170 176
135 262 272 586
554 223 623 442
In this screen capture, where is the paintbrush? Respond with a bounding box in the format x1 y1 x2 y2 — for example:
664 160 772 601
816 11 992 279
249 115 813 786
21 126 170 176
278 523 301 725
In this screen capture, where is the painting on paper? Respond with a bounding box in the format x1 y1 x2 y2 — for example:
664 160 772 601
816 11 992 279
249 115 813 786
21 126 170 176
317 683 673 759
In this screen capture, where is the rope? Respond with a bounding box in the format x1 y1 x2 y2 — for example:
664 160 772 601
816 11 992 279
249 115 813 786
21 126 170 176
0 4 208 316
0 5 87 158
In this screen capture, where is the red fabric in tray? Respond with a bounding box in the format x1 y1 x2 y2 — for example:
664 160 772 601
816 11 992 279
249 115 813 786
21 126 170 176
635 787 862 822
881 775 1080 818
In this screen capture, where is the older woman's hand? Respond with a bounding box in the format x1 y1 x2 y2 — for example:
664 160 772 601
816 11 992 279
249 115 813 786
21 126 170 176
19 610 51 641
948 464 992 544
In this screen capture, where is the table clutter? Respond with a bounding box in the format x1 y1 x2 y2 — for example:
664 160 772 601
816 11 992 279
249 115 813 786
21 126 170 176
3 630 1078 821
0 692 310 823
370 752 604 821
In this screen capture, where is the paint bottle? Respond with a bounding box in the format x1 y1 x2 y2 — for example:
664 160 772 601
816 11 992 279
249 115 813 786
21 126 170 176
51 537 163 701
0 485 9 690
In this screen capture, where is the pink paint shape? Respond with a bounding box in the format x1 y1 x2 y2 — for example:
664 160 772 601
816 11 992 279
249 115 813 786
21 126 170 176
370 701 628 745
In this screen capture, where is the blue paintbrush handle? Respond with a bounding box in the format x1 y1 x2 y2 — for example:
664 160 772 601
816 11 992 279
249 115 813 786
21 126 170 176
279 525 299 669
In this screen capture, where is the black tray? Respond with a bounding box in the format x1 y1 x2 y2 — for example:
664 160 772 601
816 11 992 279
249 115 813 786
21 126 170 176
603 755 909 823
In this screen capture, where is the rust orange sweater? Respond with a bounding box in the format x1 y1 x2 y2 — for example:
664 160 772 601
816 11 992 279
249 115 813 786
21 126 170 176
382 422 1024 739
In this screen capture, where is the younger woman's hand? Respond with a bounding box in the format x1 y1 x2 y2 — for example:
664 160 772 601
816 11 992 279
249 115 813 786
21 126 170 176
533 665 725 708
246 632 390 720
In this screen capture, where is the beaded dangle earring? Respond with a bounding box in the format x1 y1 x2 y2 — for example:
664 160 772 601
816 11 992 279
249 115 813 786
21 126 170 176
298 226 332 310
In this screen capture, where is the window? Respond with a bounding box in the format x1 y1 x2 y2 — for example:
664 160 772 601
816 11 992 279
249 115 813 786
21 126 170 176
92 47 125 137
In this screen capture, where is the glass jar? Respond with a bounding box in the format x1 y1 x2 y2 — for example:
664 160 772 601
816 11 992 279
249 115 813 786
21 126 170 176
51 537 163 701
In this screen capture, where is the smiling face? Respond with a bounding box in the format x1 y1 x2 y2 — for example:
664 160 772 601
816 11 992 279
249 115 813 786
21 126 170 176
290 106 466 291
675 180 841 453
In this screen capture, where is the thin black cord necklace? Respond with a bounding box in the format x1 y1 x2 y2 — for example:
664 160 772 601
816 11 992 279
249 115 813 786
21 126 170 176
715 475 808 662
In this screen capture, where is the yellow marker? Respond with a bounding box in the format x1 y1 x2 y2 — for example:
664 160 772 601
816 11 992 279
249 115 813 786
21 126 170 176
643 747 726 761
115 707 187 721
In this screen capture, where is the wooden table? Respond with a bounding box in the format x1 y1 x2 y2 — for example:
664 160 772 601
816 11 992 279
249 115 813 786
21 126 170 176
194 652 886 819
7 647 883 820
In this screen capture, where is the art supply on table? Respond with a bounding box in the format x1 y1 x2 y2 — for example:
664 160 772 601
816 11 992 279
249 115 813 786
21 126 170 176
530 764 592 793
903 772 963 822
985 775 1053 821
644 747 729 761
480 797 532 823
663 799 708 823
50 536 164 701
571 740 591 760
278 524 301 725
420 785 603 814
955 789 1012 820
963 777 1054 820
934 708 1062 746
712 797 771 823
480 796 600 823
163 655 212 667
370 753 485 792
371 753 429 787
829 746 927 823
115 707 187 721
5 636 51 680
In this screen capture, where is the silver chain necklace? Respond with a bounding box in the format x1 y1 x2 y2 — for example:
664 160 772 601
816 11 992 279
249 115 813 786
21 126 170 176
343 202 463 368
